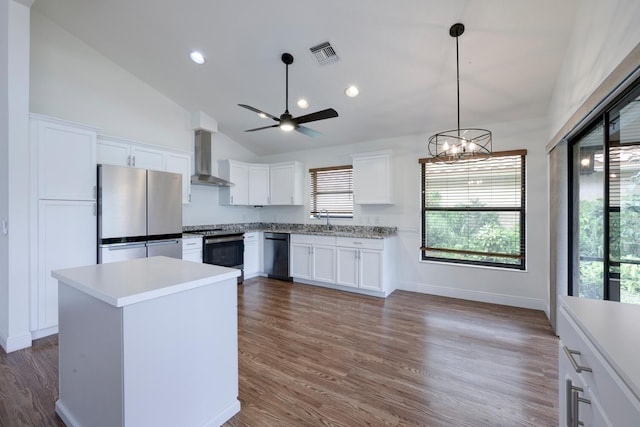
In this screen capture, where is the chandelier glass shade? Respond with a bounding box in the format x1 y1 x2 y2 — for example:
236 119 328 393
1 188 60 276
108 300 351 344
428 23 492 162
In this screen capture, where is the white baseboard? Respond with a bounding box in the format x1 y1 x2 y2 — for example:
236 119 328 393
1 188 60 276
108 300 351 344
31 325 58 340
1 331 32 353
397 280 547 311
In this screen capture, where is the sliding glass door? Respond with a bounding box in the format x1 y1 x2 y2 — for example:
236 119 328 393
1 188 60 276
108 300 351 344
571 82 640 304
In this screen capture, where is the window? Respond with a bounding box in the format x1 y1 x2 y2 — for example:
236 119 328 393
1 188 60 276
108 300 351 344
420 150 527 269
309 165 353 219
569 79 640 304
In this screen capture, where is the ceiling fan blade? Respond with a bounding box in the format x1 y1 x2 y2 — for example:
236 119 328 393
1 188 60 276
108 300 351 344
295 125 322 138
238 104 280 121
294 108 339 125
245 124 279 132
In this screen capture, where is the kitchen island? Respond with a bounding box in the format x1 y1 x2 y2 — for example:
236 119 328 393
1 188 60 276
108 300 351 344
52 256 241 427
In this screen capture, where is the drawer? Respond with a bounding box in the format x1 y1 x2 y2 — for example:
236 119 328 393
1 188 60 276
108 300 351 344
182 236 203 250
558 306 640 426
244 232 259 242
291 234 336 246
336 236 384 250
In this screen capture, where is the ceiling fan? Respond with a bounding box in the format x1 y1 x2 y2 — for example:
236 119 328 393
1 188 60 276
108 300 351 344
238 53 338 137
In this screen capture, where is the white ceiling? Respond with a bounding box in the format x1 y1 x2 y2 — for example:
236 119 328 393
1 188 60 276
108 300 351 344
32 0 579 156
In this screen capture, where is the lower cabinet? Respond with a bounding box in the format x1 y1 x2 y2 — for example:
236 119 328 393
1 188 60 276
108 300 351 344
291 234 394 296
336 239 384 291
290 235 336 283
35 200 96 334
182 235 203 263
558 296 640 426
243 231 261 279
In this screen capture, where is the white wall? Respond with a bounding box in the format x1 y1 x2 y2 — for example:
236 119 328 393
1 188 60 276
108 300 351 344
260 117 550 311
1 0 32 353
548 0 640 140
29 11 261 227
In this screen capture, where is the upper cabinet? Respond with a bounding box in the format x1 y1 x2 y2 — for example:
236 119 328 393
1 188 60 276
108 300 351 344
32 115 98 201
351 150 393 204
165 152 192 204
97 135 192 204
248 164 270 205
218 160 250 206
270 161 304 205
218 160 302 206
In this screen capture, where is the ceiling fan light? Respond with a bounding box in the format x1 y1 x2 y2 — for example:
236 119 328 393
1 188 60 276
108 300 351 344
280 122 295 132
189 51 205 65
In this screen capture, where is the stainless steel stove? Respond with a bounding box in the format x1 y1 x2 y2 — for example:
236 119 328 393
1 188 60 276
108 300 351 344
193 229 244 283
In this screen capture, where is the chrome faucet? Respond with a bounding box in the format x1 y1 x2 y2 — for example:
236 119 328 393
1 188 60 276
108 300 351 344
320 209 330 227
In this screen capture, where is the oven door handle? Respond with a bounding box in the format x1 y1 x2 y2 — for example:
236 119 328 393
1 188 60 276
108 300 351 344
205 235 243 244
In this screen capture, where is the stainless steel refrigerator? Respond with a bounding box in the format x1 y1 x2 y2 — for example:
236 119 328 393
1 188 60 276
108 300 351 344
97 164 183 264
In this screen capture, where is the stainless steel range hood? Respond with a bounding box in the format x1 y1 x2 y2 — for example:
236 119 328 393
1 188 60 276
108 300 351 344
191 129 233 187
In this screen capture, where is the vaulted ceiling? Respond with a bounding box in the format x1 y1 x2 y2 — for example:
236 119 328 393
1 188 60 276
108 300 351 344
32 0 579 155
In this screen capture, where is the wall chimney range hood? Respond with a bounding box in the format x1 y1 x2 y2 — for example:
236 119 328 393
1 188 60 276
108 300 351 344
190 129 233 187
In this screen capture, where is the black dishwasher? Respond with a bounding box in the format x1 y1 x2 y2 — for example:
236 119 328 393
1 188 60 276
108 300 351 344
264 232 292 281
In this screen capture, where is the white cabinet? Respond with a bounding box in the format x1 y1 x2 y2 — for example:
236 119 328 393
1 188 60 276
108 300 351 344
558 297 640 427
336 237 384 291
249 164 270 205
130 145 165 170
219 160 301 206
291 234 394 296
218 160 249 205
243 232 261 279
33 117 97 200
270 161 304 205
37 200 97 331
30 114 99 337
351 150 393 204
98 135 192 204
182 235 203 263
166 152 192 204
97 136 165 170
290 234 336 283
290 240 313 280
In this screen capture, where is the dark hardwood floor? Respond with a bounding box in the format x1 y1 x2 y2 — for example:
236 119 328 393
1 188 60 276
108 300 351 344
0 277 558 426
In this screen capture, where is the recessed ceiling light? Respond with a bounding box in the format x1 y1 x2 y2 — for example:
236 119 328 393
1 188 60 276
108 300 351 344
345 85 359 97
297 98 309 109
190 51 205 65
257 112 268 119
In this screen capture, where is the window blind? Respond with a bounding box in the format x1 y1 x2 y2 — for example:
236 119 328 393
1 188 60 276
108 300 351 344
309 165 353 218
419 150 527 269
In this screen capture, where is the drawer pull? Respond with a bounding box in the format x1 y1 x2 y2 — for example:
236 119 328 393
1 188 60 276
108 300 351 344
563 346 592 373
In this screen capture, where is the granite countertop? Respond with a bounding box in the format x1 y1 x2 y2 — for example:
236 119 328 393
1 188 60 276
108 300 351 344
183 222 397 239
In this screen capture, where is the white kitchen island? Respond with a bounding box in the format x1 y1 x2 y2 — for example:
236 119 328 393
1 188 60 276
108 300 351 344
52 256 241 427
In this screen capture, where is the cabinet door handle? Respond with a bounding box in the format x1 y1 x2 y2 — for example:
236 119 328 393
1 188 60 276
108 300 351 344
127 155 131 167
571 389 591 427
132 155 136 167
562 346 592 373
230 195 234 204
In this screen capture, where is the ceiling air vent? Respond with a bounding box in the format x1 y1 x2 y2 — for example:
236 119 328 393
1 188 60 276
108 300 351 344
309 42 339 65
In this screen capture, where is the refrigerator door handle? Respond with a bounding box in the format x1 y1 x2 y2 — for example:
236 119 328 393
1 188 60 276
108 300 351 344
102 242 147 250
146 239 181 246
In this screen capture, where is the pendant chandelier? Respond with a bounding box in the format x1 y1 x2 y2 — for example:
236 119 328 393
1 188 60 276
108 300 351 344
428 23 492 161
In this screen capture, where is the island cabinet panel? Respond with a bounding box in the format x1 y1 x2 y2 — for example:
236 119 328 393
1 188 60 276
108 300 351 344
54 258 241 427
